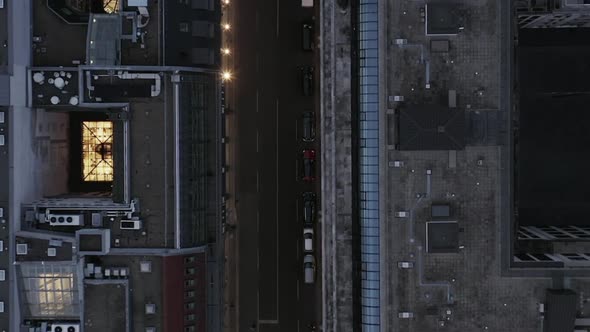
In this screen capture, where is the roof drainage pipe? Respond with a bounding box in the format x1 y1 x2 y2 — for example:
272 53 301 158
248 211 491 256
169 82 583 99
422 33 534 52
116 71 161 97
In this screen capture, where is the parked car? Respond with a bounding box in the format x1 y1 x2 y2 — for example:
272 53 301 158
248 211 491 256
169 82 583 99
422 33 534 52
302 111 315 142
303 227 314 252
302 21 314 51
303 192 316 224
301 66 314 96
302 149 316 182
303 254 316 284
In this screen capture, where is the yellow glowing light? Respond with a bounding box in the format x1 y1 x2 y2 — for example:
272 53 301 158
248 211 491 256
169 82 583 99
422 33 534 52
82 121 114 182
222 71 233 81
103 0 120 13
222 48 231 55
223 0 230 4
223 23 231 31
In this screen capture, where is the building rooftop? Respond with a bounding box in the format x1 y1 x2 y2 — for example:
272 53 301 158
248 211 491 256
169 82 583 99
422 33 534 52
377 0 590 329
163 1 221 67
32 1 88 67
32 0 220 68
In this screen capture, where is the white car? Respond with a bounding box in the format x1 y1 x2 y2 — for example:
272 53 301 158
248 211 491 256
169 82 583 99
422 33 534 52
303 227 314 252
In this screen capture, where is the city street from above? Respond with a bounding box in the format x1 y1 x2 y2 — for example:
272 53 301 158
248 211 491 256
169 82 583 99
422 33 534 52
1 0 590 332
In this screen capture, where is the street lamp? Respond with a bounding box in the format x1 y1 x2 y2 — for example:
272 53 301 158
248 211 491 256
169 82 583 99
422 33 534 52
222 71 233 81
223 23 231 31
222 48 231 55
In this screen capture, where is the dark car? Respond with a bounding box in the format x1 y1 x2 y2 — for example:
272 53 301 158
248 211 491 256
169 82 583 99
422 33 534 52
302 111 315 142
303 192 316 224
302 149 316 182
301 66 314 96
302 22 314 51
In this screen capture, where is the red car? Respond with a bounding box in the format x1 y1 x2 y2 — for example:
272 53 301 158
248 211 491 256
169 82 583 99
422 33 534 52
302 149 316 182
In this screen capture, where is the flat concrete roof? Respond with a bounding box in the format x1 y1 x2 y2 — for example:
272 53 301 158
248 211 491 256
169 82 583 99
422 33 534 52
84 282 127 332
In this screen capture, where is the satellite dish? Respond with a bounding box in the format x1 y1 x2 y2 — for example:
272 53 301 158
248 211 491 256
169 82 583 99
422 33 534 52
50 96 60 105
54 77 65 89
69 96 79 106
32 72 45 84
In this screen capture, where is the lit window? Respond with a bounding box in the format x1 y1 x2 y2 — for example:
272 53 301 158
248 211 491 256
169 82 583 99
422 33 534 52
82 121 114 182
185 279 195 287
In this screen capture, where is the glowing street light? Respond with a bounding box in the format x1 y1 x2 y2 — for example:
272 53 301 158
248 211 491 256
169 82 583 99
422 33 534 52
223 23 231 31
222 0 230 4
222 48 231 55
222 71 233 81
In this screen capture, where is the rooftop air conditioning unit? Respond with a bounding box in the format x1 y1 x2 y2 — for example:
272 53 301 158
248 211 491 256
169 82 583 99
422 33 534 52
47 214 83 226
49 324 80 332
120 218 142 230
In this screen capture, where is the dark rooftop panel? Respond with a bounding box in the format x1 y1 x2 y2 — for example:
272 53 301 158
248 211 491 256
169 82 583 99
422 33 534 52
79 234 103 252
84 282 127 332
426 3 464 35
545 289 576 332
396 105 465 151
426 221 459 253
431 204 451 218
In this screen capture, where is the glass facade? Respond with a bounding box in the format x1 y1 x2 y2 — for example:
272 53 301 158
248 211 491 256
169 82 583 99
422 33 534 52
358 0 380 331
19 263 80 318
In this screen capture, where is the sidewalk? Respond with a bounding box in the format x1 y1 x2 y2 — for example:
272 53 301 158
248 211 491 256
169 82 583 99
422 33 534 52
320 0 354 331
221 2 238 331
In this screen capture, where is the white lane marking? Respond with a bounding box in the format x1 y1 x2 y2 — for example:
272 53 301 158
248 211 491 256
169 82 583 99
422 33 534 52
257 206 260 324
276 98 280 321
297 319 300 332
276 0 280 37
256 131 259 153
257 210 260 270
296 200 300 260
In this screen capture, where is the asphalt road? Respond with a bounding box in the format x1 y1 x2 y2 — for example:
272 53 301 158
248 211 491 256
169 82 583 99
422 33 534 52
232 0 321 331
